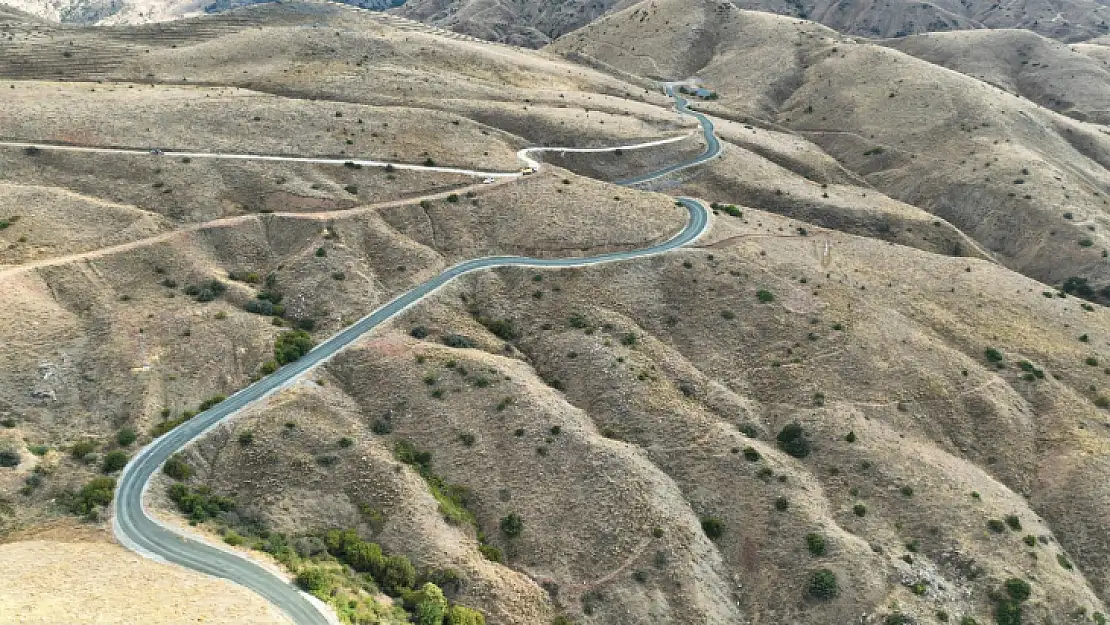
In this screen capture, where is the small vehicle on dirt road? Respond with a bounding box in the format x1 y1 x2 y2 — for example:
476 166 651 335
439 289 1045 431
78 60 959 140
519 167 536 175
150 148 165 155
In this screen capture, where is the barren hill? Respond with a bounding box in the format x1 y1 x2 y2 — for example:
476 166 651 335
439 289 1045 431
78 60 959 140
0 2 1109 625
397 0 1110 46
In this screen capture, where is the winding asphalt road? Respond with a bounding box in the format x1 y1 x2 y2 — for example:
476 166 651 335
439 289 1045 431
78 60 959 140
112 81 722 625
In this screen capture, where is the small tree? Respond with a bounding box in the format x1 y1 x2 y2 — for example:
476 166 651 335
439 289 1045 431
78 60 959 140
116 428 137 446
701 517 724 539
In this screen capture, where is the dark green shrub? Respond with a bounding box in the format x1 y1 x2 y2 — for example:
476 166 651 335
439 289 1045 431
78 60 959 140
0 450 19 467
1004 578 1031 603
1022 535 1036 547
198 395 226 411
807 568 838 599
776 422 811 458
742 446 760 461
274 329 314 365
379 554 417 595
480 318 518 341
1004 515 1021 531
101 450 129 473
458 433 476 447
987 519 1007 533
853 503 867 517
806 532 827 556
442 334 475 349
410 326 429 339
116 428 137 446
500 513 523 538
756 289 774 302
184 279 226 302
901 486 914 497
845 431 857 443
984 348 1004 363
1057 553 1073 570
163 453 193 481
700 517 724 539
774 497 789 511
238 431 254 446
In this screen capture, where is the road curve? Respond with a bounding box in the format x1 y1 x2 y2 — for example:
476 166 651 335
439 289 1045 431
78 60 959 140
113 82 722 625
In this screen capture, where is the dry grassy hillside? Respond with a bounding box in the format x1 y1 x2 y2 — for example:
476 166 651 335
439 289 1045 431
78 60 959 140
0 2 1109 625
887 29 1110 125
400 0 1110 45
180 204 1110 624
552 0 1110 292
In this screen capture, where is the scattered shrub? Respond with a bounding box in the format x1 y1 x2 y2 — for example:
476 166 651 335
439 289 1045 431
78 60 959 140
479 544 503 562
184 279 226 303
756 289 774 302
1057 553 1073 570
71 440 97 460
274 330 315 365
116 428 137 447
101 450 129 473
774 496 790 511
410 326 429 339
1004 515 1022 531
442 334 475 349
163 453 194 481
742 446 760 462
776 422 811 458
65 477 116 518
987 519 1007 533
500 513 524 538
806 532 827 556
853 504 867 517
984 348 1004 363
0 450 19 467
238 431 254 446
845 431 857 443
168 483 235 522
1023 535 1036 547
700 517 724 539
807 568 839 600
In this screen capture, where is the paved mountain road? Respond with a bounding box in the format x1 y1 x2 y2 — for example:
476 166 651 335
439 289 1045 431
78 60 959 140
110 82 722 624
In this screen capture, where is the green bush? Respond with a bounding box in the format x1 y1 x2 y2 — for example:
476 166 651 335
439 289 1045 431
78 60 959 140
776 423 811 458
756 289 774 302
163 453 194 481
807 568 838 599
274 329 315 365
742 446 760 462
296 565 333 598
184 279 227 303
478 544 503 563
66 477 116 518
853 503 867 517
223 530 245 546
479 318 518 341
408 582 448 625
168 483 235 522
984 348 1004 363
0 450 20 467
101 450 129 473
845 431 857 443
379 554 417 595
238 431 254 446
500 513 524 538
1022 535 1036 547
116 428 137 447
987 519 1007 533
806 532 827 556
701 517 724 539
1057 553 1073 570
71 440 97 460
774 497 789 511
1004 515 1022 531
446 605 486 625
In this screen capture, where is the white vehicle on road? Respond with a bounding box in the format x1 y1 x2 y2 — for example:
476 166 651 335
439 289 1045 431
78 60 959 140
482 177 495 184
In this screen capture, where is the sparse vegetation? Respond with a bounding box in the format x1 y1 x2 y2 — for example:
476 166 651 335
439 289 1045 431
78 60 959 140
274 329 315 365
807 568 839 599
701 517 724 539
